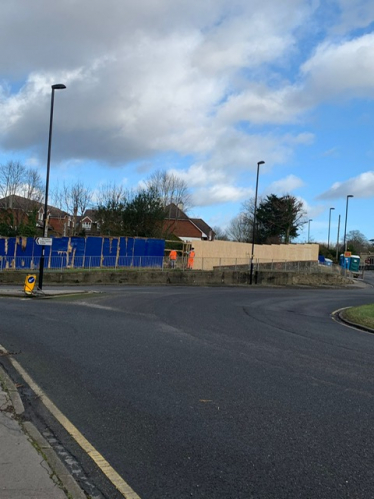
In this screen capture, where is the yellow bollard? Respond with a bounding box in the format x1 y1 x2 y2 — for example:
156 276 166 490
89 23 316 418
24 274 37 295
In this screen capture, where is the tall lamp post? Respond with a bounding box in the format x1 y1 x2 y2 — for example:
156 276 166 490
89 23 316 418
308 219 312 243
343 194 353 253
250 160 265 285
335 214 341 261
327 207 334 249
38 83 66 290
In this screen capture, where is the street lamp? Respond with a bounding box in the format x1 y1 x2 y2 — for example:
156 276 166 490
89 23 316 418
327 207 335 249
343 194 353 253
38 83 66 290
308 219 312 243
250 160 265 285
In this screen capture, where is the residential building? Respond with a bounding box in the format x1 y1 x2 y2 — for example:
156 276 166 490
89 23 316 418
163 203 215 241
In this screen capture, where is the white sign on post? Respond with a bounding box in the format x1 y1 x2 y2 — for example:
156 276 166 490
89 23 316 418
35 237 53 246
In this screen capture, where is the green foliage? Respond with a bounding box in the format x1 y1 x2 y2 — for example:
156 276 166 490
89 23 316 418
0 212 17 236
123 190 165 238
318 244 337 262
96 188 166 238
256 194 305 244
97 199 127 236
0 209 38 237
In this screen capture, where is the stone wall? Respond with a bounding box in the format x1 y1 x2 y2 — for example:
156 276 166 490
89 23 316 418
0 268 350 288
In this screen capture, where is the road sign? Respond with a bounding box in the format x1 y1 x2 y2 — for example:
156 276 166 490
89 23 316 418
24 274 36 295
35 237 53 246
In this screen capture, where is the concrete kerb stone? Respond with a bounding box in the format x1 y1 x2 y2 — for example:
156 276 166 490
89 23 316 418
338 309 374 334
23 422 87 499
0 366 24 415
0 365 86 499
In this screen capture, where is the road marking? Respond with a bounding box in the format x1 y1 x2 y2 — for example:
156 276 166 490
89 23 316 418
0 344 141 499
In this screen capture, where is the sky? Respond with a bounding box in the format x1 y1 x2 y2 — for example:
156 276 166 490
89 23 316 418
1 0 374 244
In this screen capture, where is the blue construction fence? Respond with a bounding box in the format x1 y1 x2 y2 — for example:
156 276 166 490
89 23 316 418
0 236 165 271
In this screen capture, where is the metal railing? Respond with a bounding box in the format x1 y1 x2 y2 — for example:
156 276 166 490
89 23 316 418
0 255 164 272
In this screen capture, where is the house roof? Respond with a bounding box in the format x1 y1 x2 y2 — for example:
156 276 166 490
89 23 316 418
190 218 215 238
164 203 189 220
164 219 202 238
0 194 69 218
76 209 99 225
0 194 40 211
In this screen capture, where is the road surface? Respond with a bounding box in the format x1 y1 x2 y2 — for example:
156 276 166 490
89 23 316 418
1 283 374 498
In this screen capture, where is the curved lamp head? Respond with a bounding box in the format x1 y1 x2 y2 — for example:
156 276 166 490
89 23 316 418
330 207 335 211
52 84 66 90
257 161 265 166
347 194 353 199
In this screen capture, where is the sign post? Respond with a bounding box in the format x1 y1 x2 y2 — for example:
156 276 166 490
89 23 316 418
35 237 53 246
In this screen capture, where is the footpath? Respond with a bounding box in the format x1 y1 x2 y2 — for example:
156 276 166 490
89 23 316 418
0 367 86 499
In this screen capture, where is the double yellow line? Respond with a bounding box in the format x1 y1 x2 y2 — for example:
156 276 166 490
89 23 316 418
0 344 141 499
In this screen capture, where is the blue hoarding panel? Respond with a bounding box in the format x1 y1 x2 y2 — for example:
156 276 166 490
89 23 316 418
0 236 166 270
14 237 34 269
102 237 119 267
84 237 103 268
70 237 86 268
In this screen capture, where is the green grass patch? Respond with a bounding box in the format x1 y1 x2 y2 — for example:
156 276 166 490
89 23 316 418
342 304 374 329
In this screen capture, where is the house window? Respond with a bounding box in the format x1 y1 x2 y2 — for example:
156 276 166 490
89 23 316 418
82 221 91 230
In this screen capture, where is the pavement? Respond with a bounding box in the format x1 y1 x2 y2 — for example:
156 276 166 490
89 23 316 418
0 368 86 499
0 285 96 298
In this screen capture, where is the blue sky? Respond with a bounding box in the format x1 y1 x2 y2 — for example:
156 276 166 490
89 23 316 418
1 0 374 243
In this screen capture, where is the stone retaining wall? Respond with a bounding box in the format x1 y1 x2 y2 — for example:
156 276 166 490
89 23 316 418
0 269 351 287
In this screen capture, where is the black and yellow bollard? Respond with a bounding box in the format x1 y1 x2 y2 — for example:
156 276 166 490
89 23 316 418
24 274 37 296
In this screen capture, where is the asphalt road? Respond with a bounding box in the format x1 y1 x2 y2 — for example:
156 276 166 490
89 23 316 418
1 283 374 498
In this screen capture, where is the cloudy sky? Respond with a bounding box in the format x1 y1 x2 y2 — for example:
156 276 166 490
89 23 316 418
1 0 374 243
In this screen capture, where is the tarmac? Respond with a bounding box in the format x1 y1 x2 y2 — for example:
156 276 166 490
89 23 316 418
0 285 89 498
0 278 372 498
0 367 86 499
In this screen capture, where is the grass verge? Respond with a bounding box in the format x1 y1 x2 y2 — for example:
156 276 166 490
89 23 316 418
342 304 374 329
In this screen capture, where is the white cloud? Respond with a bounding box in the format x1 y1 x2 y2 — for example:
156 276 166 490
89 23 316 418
265 175 305 195
318 171 374 200
333 0 374 33
192 184 250 207
300 197 326 219
0 0 374 216
301 33 374 100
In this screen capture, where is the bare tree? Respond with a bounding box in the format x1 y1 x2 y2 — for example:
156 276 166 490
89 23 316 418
0 161 26 201
51 181 92 235
212 226 229 241
96 183 127 209
0 161 44 233
63 182 92 235
145 170 191 211
21 168 44 202
227 215 251 242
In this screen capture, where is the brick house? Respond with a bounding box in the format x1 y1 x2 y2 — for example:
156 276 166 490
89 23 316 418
76 209 100 235
163 203 215 241
0 194 72 236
